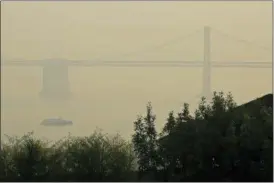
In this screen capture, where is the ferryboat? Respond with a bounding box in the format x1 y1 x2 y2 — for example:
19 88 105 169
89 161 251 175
41 117 73 126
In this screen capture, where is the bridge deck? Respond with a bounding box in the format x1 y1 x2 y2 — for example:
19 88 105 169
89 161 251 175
1 60 272 68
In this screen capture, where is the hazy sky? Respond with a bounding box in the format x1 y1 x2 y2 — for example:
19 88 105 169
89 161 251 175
1 1 272 139
2 1 272 60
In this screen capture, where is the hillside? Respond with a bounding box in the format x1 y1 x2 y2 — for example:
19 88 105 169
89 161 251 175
237 93 273 110
233 93 273 117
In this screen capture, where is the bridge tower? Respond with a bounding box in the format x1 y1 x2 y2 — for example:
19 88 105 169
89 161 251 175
39 62 70 99
202 26 212 99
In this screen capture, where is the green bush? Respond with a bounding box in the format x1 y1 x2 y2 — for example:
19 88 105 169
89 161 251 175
0 131 137 181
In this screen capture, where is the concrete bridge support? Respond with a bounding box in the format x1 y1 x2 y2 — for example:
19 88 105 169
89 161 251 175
39 64 70 99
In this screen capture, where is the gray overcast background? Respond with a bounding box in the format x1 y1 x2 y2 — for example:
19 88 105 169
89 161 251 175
1 1 272 140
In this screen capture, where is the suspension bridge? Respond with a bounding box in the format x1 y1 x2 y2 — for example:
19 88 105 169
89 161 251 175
1 26 272 99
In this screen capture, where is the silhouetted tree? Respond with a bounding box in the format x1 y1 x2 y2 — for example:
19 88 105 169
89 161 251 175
158 92 272 181
0 131 136 181
132 102 159 180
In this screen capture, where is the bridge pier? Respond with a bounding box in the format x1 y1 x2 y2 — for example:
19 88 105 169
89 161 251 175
39 64 70 99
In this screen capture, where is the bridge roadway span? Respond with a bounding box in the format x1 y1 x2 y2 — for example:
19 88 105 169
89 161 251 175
1 60 272 68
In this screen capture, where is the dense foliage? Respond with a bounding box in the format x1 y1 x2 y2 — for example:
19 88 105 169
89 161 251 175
0 92 273 181
0 131 136 181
